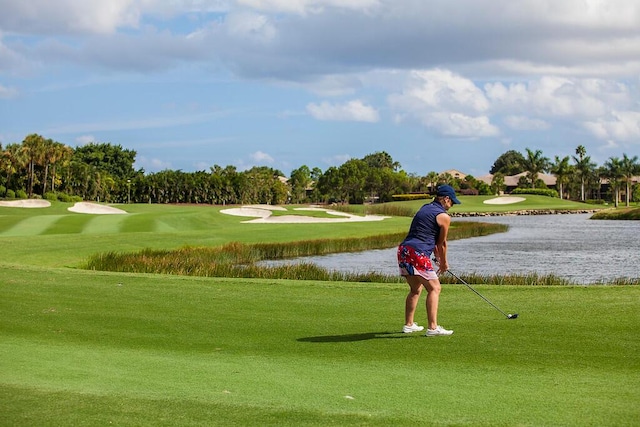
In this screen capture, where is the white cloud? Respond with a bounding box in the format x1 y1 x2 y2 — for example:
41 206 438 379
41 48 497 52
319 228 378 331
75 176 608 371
0 0 142 34
306 100 379 122
504 115 550 131
250 150 275 163
135 156 172 172
236 0 380 15
75 135 97 145
388 69 498 137
485 76 636 121
583 111 640 143
225 11 276 41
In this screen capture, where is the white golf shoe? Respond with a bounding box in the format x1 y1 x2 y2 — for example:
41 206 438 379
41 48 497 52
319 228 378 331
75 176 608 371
425 325 453 336
402 323 425 333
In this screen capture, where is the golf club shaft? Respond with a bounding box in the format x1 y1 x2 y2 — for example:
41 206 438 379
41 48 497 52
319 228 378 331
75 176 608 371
446 269 511 318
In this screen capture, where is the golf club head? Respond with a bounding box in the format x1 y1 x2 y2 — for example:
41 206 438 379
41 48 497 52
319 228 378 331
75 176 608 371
507 313 519 319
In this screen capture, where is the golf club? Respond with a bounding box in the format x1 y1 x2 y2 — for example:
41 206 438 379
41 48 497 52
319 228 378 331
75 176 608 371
434 260 518 319
446 269 518 319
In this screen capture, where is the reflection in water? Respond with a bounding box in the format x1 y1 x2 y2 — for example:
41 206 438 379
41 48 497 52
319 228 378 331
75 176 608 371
268 214 640 284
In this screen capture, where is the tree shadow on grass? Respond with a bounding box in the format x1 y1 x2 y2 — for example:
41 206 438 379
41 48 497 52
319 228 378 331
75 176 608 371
297 331 409 343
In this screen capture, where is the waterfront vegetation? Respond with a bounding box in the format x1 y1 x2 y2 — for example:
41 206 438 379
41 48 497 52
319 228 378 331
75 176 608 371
590 206 640 220
2 199 639 425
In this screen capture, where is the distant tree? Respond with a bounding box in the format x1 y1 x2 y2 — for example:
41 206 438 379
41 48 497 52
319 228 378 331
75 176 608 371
73 142 137 180
490 150 526 175
289 165 312 203
521 148 550 189
22 133 47 197
438 172 454 186
339 159 368 204
620 153 640 207
425 171 440 193
316 166 345 203
602 157 624 207
572 145 597 201
550 155 572 199
491 172 507 194
362 151 401 171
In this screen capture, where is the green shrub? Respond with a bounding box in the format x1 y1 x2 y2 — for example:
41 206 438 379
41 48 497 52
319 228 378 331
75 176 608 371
57 193 83 203
511 188 559 198
15 189 28 199
0 185 5 197
5 189 16 199
44 192 58 201
391 193 430 201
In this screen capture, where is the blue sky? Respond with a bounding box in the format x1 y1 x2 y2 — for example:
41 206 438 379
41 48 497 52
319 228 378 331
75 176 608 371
1 0 639 177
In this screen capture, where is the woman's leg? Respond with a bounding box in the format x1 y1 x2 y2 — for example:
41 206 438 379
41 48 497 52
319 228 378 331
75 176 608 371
424 278 442 330
404 275 424 326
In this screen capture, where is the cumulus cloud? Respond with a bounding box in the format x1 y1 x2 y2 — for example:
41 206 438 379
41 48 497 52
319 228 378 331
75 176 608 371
307 100 379 122
388 69 498 137
2 0 640 170
583 111 640 143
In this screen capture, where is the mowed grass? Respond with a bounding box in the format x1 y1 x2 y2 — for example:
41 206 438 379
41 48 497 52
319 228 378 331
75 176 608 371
1 266 639 426
1 200 639 425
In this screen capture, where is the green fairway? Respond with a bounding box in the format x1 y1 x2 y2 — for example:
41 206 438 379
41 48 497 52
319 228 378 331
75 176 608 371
1 201 639 426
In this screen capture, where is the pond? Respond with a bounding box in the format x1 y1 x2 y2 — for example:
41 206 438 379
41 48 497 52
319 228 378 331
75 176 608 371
266 214 639 284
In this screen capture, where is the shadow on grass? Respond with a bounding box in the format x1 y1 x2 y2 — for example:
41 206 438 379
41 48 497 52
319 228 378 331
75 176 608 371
297 331 408 343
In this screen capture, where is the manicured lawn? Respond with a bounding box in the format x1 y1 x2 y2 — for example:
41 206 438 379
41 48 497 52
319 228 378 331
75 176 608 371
2 266 639 426
1 200 638 425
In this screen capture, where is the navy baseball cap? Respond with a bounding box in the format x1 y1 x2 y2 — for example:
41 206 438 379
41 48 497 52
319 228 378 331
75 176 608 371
436 184 461 204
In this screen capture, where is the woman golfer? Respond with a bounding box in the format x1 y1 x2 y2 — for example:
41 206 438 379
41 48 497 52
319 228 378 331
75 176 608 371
397 184 460 336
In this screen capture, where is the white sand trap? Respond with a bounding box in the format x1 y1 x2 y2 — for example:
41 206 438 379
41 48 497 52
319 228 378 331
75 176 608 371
68 202 128 215
243 204 287 211
0 199 51 208
483 196 526 205
220 205 388 223
220 207 273 218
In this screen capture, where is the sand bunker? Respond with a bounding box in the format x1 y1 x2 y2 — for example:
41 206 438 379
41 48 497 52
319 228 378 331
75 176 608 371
220 204 388 223
0 199 51 208
483 196 526 205
68 202 128 215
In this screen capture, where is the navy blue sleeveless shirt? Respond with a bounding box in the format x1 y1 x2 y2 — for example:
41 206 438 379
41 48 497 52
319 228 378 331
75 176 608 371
400 201 446 254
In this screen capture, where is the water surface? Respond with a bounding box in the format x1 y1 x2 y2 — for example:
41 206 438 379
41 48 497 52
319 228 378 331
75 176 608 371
276 214 639 284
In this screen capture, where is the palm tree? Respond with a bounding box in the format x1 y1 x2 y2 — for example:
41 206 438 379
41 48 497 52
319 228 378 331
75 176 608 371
521 148 550 188
425 171 439 193
22 134 47 197
550 155 572 199
620 153 640 207
572 145 596 201
602 157 624 207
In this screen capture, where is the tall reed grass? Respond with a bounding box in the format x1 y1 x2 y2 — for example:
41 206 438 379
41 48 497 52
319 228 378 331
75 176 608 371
87 220 639 285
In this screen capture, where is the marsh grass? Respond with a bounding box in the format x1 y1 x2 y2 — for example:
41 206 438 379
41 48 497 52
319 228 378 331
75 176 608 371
591 207 640 220
85 221 504 277
91 220 621 285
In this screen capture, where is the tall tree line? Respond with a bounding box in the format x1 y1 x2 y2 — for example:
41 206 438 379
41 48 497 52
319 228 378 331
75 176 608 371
1 134 639 205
